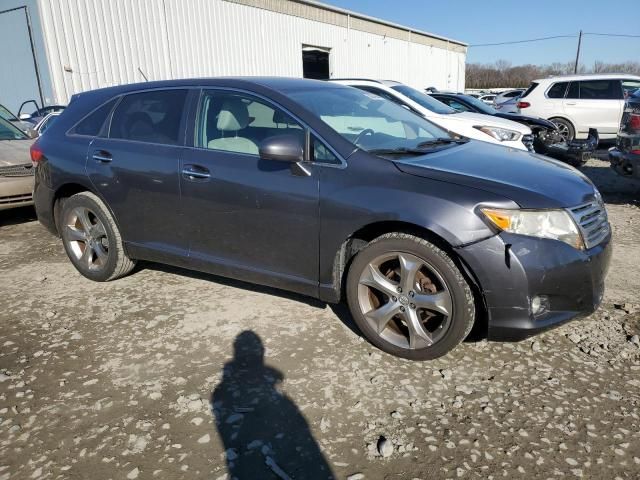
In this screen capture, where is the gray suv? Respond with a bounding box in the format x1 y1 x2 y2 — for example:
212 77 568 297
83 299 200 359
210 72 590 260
32 78 611 360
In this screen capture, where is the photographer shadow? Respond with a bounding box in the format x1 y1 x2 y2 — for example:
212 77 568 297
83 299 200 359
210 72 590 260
211 331 334 480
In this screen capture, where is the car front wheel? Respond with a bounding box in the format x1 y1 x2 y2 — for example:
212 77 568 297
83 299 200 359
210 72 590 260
60 191 136 281
346 233 475 360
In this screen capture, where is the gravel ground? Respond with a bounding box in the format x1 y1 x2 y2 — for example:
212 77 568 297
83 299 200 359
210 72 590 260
1 155 639 480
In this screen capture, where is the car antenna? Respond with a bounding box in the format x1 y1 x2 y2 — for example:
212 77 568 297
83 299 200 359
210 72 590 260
138 67 149 82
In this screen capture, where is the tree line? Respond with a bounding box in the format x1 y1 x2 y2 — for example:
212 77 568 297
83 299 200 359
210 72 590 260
465 60 640 89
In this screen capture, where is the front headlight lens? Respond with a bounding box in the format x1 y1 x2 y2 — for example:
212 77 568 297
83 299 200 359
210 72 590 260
480 208 584 249
474 126 521 142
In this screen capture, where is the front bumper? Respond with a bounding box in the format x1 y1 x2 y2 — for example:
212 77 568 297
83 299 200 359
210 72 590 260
609 147 640 180
457 231 612 341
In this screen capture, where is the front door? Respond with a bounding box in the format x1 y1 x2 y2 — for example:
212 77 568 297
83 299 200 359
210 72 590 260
180 89 320 296
86 88 189 256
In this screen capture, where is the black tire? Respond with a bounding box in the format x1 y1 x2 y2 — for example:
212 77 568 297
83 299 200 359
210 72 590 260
60 191 136 281
550 117 575 142
346 233 475 361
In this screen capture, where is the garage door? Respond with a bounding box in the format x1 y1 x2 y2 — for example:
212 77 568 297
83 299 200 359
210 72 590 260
0 6 43 114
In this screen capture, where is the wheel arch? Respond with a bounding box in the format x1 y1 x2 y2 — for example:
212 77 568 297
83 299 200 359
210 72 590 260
327 221 483 304
51 182 123 240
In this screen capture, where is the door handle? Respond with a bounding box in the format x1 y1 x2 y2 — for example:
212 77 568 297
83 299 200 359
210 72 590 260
182 165 211 180
565 102 577 106
92 150 112 163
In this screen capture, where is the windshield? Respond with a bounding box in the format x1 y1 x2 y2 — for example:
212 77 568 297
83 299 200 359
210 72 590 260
458 95 498 115
390 85 457 115
0 104 19 122
290 86 459 154
0 117 28 140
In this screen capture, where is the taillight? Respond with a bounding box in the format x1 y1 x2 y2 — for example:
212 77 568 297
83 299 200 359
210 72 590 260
517 101 530 109
30 143 44 167
629 113 640 132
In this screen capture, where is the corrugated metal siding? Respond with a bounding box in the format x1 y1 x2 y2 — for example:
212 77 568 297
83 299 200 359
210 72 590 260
35 0 466 104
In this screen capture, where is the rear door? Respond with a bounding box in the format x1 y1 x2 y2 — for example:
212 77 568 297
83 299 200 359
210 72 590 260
179 89 320 296
563 80 623 136
86 88 190 256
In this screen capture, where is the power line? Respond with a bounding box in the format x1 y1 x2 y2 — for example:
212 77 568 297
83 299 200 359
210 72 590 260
583 32 640 38
469 31 640 47
470 35 576 47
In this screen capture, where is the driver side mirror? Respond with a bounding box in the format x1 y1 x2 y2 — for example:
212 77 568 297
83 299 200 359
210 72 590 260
259 134 304 163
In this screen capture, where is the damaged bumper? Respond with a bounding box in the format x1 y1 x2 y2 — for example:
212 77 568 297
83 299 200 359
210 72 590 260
457 231 612 341
536 128 599 167
609 147 640 181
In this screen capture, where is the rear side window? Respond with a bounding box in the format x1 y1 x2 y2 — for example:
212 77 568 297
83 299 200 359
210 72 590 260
546 82 568 98
109 89 187 145
566 82 579 99
71 98 118 136
578 80 622 100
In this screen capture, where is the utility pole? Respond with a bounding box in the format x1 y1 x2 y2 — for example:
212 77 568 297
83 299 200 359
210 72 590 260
574 30 583 74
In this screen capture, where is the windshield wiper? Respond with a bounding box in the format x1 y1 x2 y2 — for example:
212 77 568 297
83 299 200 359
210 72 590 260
415 137 468 148
367 147 432 156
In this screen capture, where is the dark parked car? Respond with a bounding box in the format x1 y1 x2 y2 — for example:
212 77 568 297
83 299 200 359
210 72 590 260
32 78 611 360
431 92 598 166
609 89 640 181
430 92 557 141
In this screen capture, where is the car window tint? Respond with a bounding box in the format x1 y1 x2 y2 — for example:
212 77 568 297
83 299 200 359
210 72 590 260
72 98 118 136
448 100 471 112
622 80 640 98
311 135 340 164
197 91 303 156
547 82 568 98
109 90 187 145
566 82 579 99
578 80 622 100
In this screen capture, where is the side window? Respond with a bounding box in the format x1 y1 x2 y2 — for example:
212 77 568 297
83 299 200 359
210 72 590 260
71 98 118 136
547 82 568 99
566 82 579 99
109 89 187 145
197 91 303 156
311 136 340 164
622 80 640 98
578 80 622 100
448 100 471 112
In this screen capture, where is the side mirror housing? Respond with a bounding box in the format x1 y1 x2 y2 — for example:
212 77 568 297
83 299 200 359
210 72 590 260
19 113 32 121
259 134 304 163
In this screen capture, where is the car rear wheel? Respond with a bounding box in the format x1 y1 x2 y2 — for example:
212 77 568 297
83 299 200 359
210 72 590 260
346 233 475 360
60 192 135 281
550 118 575 142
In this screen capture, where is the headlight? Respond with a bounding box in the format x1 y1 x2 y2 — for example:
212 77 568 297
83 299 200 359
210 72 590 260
480 208 584 249
474 126 522 142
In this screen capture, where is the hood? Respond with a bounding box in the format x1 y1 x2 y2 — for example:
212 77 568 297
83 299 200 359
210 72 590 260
394 140 597 209
494 113 557 131
456 111 532 135
0 138 34 167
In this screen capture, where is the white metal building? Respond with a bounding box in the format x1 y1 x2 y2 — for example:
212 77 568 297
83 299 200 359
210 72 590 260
1 0 467 113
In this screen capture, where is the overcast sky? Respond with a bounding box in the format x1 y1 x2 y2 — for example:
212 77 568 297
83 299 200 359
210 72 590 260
325 0 640 66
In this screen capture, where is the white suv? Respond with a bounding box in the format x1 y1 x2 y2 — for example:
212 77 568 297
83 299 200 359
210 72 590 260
517 74 640 141
330 80 533 151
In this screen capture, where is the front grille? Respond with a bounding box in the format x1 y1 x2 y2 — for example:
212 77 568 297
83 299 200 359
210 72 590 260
0 163 34 177
568 200 610 249
0 193 32 205
522 134 534 151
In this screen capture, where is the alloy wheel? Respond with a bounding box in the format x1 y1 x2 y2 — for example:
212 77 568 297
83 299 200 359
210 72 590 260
357 252 453 350
64 206 110 271
551 120 571 142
